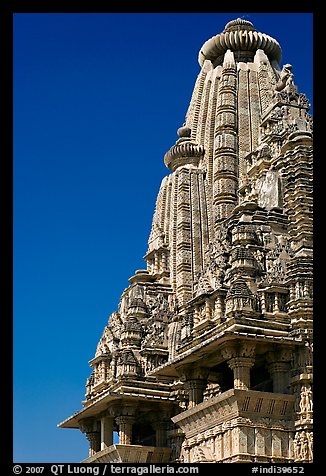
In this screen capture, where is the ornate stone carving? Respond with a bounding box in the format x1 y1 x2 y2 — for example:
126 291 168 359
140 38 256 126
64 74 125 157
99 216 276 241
116 349 139 378
225 278 258 317
193 228 230 296
298 384 313 416
294 431 313 462
275 64 295 92
256 170 282 210
193 445 215 462
260 233 294 287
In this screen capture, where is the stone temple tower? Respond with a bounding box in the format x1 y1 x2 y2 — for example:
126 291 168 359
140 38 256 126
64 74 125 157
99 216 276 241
59 18 313 463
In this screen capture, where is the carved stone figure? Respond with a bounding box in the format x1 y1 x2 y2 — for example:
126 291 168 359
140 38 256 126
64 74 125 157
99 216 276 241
307 432 313 461
256 170 282 210
275 64 295 91
299 385 313 415
256 143 272 160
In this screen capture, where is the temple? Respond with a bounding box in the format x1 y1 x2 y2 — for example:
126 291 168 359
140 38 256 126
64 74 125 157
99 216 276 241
59 18 313 463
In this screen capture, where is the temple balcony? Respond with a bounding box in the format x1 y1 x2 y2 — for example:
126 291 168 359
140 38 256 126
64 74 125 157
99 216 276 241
172 388 295 463
82 444 171 464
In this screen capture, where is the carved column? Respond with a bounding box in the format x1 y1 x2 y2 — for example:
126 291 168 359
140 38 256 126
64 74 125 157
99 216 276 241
100 415 114 450
227 357 255 390
222 343 256 390
86 432 101 456
177 365 208 408
152 420 169 447
260 292 266 314
268 362 290 393
184 379 208 408
214 295 223 322
79 418 101 457
205 298 213 320
194 305 200 326
115 415 135 445
267 349 292 394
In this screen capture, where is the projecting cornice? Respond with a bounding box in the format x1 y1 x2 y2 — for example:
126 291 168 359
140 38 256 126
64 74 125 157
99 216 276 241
198 18 282 67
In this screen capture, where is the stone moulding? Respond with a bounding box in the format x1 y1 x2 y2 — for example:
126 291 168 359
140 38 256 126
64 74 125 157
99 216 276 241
172 388 295 438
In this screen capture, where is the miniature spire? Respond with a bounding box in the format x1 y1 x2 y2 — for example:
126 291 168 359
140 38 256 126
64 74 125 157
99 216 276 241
164 125 204 171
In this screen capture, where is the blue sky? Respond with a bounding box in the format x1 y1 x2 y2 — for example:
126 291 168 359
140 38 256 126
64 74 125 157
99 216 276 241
13 12 313 463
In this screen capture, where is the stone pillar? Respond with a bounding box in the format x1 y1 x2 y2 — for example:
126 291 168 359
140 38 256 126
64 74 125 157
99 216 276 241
79 418 101 457
267 349 292 394
177 364 208 409
268 361 290 394
152 420 168 447
214 295 223 322
260 292 266 314
205 298 212 320
222 343 256 390
86 432 101 456
184 379 207 408
101 415 113 450
228 357 255 390
116 415 135 445
194 305 200 326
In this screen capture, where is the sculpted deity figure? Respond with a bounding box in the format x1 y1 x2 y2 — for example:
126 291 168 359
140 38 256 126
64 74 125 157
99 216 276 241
295 432 309 461
307 432 313 461
300 433 309 460
299 384 313 416
275 64 295 91
256 170 281 210
293 432 301 460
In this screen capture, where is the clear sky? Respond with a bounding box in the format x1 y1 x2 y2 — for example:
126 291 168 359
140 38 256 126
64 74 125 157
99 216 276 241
13 12 313 463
